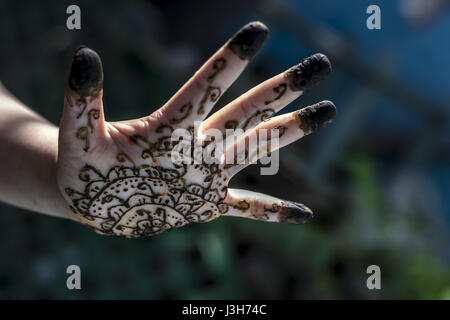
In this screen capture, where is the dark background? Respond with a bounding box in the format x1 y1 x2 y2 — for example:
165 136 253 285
0 0 449 299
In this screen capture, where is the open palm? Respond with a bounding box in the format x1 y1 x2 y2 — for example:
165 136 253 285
57 22 336 238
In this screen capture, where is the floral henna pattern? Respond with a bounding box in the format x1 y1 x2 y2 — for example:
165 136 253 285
65 130 230 238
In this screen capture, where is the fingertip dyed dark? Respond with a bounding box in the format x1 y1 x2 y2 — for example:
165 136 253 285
227 21 269 60
286 53 332 91
68 46 104 99
297 100 336 135
278 201 314 224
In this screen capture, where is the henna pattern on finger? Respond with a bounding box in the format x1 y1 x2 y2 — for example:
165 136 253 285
253 125 288 160
261 202 313 224
207 58 227 83
170 102 193 125
264 203 280 213
260 109 274 122
67 46 104 152
233 200 250 212
87 109 100 132
76 126 90 152
198 86 221 115
76 102 89 119
273 125 288 138
259 201 313 224
74 107 99 151
251 212 270 221
241 108 275 131
264 83 287 105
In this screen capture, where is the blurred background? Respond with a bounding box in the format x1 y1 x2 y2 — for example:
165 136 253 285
0 0 449 299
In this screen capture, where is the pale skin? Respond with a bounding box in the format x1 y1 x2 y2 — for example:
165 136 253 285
0 22 336 237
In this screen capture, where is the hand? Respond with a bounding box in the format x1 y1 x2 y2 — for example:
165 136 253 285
57 21 336 238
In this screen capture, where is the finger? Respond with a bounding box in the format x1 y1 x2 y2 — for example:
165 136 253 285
223 188 313 224
153 21 269 129
198 53 331 140
60 46 106 156
222 100 336 177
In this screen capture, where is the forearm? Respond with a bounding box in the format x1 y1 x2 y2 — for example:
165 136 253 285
0 83 70 219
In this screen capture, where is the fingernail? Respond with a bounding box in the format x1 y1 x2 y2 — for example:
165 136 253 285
296 100 336 135
68 46 104 99
227 21 269 60
285 53 332 91
278 201 314 224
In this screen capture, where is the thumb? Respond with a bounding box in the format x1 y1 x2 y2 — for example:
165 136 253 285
60 46 106 157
